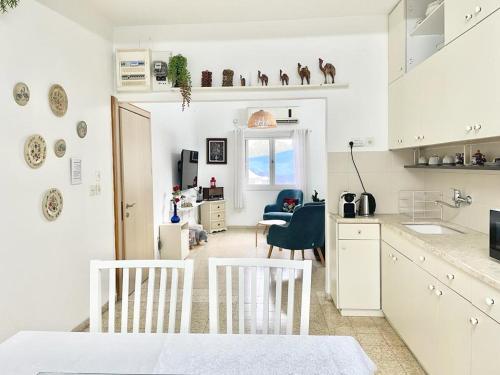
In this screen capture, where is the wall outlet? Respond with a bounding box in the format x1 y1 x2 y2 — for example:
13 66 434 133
350 137 374 147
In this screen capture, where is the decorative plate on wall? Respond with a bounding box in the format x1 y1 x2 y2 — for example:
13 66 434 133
77 121 87 138
13 82 30 106
48 84 68 117
76 121 87 138
42 188 63 221
24 134 47 169
54 139 66 158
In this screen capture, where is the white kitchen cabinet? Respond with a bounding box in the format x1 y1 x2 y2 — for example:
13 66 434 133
470 307 500 375
334 223 381 316
389 0 407 83
338 240 380 310
445 0 500 43
389 9 500 149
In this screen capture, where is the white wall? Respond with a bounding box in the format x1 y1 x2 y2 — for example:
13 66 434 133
0 0 114 341
114 16 389 152
140 99 327 231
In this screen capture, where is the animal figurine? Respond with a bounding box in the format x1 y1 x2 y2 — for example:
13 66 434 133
279 69 289 86
319 58 336 84
297 63 311 85
257 70 269 86
311 190 325 203
240 75 246 86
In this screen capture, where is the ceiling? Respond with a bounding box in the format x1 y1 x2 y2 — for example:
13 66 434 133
42 0 399 27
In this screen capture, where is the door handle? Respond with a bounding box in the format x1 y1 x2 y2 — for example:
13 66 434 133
125 203 136 209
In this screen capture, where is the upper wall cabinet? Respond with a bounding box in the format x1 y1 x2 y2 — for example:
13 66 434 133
389 0 407 83
445 0 500 43
389 10 500 149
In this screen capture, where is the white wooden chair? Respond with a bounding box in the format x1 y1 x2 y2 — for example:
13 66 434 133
208 258 312 335
90 259 193 334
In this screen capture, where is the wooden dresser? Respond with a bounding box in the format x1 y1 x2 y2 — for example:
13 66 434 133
200 200 226 233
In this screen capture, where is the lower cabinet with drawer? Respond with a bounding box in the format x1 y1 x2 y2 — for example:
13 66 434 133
334 223 381 316
200 200 227 234
382 238 500 375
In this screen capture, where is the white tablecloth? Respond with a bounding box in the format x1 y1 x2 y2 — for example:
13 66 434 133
0 331 376 375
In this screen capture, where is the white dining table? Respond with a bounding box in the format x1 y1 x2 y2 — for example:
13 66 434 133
0 331 376 375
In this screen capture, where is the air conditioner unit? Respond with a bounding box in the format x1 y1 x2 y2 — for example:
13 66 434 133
247 107 300 125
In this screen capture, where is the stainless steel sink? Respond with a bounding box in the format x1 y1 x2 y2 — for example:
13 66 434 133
403 223 464 235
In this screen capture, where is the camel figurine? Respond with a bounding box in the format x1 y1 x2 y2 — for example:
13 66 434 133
240 75 246 86
319 58 336 84
297 63 311 85
279 69 289 86
257 71 269 86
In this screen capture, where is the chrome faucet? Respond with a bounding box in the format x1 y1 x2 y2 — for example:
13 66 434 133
434 188 472 208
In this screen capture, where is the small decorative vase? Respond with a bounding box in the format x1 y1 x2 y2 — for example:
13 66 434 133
171 203 181 223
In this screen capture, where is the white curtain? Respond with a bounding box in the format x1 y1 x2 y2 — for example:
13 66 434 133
234 128 246 209
293 129 310 200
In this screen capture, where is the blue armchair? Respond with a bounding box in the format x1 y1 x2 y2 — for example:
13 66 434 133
263 189 304 223
266 203 325 265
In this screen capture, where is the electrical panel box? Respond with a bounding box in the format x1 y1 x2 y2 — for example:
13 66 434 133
115 49 151 92
151 51 172 92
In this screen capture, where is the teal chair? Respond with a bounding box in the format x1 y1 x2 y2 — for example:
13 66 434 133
266 203 325 265
263 189 303 223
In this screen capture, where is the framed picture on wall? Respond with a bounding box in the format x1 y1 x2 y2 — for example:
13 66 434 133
206 138 227 164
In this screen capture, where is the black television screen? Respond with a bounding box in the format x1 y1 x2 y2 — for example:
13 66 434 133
180 150 198 190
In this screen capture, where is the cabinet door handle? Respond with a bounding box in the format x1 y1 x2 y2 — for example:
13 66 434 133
435 290 443 296
474 124 482 131
475 6 482 14
486 298 495 306
419 256 426 262
446 274 455 280
428 284 435 291
357 230 362 234
469 317 479 326
465 13 473 21
466 125 473 132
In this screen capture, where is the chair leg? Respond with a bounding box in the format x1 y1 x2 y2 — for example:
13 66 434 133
290 250 295 260
267 245 274 258
279 247 282 252
301 250 305 260
316 247 325 266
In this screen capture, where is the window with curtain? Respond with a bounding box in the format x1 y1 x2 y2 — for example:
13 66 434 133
245 137 295 189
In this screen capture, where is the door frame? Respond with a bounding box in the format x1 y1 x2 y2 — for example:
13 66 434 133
111 97 152 263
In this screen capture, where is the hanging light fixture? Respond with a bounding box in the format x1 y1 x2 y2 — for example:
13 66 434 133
247 110 277 129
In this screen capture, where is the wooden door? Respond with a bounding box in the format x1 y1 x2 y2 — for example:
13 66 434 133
119 104 154 261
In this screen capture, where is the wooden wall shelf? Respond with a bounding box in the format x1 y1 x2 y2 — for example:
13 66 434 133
170 83 349 92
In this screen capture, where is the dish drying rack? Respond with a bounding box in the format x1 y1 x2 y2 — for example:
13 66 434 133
399 190 443 221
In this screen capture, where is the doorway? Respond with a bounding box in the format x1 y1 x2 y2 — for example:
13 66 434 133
111 97 154 269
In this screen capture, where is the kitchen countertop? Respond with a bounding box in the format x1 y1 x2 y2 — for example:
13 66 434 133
330 213 500 291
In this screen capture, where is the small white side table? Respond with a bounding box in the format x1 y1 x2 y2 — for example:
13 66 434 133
159 221 190 260
255 219 286 247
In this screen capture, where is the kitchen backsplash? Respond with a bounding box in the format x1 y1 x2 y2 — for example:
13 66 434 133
328 147 499 234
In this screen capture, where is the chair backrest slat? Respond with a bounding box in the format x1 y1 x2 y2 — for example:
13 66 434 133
262 267 270 334
156 268 167 333
208 258 312 336
132 268 143 333
226 266 233 334
145 267 155 333
121 268 129 332
90 259 193 334
274 268 283 335
108 268 116 333
286 269 295 335
168 268 179 333
238 267 245 334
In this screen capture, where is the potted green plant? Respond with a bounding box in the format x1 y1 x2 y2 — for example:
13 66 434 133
1 0 20 13
167 54 192 111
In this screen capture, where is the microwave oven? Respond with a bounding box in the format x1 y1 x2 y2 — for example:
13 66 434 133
490 209 500 261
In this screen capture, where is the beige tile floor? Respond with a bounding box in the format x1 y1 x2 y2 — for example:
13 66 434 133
84 228 425 375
